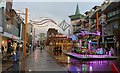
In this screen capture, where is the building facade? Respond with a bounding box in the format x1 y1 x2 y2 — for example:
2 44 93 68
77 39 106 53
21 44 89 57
0 7 4 50
27 23 33 46
69 4 85 35
46 28 58 46
69 2 120 50
0 2 24 56
39 33 46 46
49 34 71 51
103 2 120 48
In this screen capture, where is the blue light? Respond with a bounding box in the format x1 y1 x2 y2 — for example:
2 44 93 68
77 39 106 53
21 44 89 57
70 35 78 41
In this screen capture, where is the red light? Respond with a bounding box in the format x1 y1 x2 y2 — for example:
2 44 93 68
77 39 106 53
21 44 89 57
12 35 14 38
8 40 12 43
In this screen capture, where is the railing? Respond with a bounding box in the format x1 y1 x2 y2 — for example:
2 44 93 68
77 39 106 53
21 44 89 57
4 21 19 37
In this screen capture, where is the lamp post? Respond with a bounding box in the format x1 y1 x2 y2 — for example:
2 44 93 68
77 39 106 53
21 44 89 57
23 8 28 58
17 9 58 56
96 12 99 48
101 13 107 44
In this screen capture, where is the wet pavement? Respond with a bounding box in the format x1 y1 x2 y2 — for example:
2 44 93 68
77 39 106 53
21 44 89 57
2 50 32 72
2 47 120 73
2 47 66 72
48 50 120 72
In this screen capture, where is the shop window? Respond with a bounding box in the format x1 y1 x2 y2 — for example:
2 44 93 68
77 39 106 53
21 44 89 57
116 9 119 14
110 22 118 29
107 12 111 18
113 22 118 29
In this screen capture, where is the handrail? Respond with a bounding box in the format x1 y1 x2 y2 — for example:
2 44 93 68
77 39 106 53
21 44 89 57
112 63 120 73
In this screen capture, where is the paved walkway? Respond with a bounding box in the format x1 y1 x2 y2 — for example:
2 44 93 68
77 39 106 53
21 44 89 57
2 50 32 72
4 47 67 72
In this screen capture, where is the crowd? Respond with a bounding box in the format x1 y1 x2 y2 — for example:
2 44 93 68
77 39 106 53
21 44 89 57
53 46 62 52
53 46 62 56
2 43 33 62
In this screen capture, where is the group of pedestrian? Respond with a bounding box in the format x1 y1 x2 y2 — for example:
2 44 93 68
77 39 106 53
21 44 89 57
39 45 45 53
2 45 14 61
26 44 32 53
53 46 62 52
53 46 62 56
105 47 115 56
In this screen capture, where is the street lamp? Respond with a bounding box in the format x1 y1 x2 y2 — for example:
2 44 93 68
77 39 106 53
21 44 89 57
24 8 28 58
101 13 107 43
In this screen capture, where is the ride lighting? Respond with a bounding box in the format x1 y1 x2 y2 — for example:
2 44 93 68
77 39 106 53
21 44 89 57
29 70 32 72
67 56 70 63
89 66 93 71
19 44 22 48
2 41 4 44
89 40 91 43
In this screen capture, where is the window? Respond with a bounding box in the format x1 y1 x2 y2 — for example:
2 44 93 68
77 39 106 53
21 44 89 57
116 9 119 14
114 22 118 29
107 12 112 18
113 11 116 16
111 22 118 29
110 12 112 17
107 13 110 18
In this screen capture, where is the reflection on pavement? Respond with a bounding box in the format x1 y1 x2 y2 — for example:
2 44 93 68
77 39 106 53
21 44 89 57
50 51 120 72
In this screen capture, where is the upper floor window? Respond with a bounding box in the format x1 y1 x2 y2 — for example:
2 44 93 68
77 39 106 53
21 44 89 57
116 9 119 14
111 22 118 29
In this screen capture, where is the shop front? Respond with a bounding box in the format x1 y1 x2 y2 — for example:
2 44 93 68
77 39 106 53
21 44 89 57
2 36 8 54
0 35 2 52
2 33 22 62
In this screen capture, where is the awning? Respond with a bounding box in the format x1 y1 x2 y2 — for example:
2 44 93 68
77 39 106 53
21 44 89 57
14 39 24 43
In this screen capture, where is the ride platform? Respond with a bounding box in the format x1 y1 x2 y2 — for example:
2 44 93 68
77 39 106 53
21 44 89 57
65 52 118 60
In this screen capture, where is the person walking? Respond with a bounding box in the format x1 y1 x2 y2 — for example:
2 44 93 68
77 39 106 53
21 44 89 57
39 46 42 53
2 45 4 54
105 47 109 55
110 47 115 56
16 44 20 61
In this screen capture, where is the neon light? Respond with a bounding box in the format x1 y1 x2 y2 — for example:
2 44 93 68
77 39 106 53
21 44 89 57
89 66 93 71
67 56 70 63
79 40 82 49
88 40 91 50
75 31 101 36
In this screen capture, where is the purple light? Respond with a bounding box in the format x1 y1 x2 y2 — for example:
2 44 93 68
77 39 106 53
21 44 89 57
79 40 82 49
75 31 101 36
67 52 112 59
88 40 91 50
81 31 85 36
96 31 100 36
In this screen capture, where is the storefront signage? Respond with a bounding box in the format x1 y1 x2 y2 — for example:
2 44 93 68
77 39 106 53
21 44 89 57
8 40 12 43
